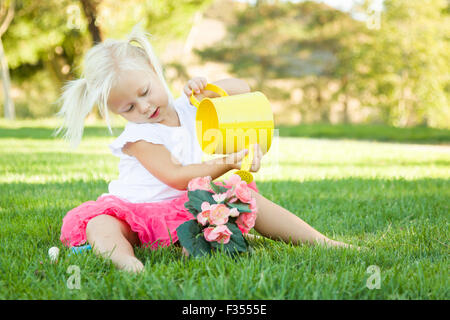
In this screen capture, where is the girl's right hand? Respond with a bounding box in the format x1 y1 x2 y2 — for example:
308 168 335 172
226 144 263 172
184 77 208 97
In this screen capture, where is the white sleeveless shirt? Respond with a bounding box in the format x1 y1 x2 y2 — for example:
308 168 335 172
104 93 204 203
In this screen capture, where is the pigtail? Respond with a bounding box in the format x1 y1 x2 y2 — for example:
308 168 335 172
126 23 175 107
53 23 173 149
53 78 97 149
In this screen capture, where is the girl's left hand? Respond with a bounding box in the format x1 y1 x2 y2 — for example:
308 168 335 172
227 143 263 172
184 77 208 97
249 143 264 173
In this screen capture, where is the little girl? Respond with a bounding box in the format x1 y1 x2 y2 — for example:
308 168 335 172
56 25 351 273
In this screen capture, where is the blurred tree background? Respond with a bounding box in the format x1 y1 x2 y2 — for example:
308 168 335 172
0 0 449 128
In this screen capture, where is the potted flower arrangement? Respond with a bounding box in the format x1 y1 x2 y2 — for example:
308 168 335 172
176 174 258 258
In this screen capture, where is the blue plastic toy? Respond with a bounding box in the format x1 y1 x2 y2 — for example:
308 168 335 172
69 244 92 256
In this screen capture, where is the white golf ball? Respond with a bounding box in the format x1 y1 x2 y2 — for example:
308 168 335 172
48 246 60 262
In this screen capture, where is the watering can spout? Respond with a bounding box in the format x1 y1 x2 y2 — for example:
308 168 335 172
190 83 274 184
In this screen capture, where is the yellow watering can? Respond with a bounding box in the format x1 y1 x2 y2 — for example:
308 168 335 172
190 83 274 183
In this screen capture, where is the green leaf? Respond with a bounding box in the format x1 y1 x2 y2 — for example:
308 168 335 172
184 189 215 217
227 202 252 213
210 222 248 256
210 181 228 194
184 200 199 217
176 220 212 258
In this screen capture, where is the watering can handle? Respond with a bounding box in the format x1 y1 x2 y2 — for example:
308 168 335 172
189 83 255 183
189 83 229 108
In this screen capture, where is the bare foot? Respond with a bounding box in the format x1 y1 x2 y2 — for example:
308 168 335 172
182 247 189 257
321 239 361 250
117 256 145 273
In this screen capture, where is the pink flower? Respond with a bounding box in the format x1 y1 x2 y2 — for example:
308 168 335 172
235 181 253 203
203 225 233 244
212 187 240 204
212 192 227 203
236 211 257 234
222 184 240 203
188 176 213 192
249 198 257 214
224 174 242 188
224 186 238 203
229 207 240 217
201 202 211 211
228 197 238 204
196 202 211 226
208 204 230 225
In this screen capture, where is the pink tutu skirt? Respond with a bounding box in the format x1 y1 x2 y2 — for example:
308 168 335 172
60 181 259 250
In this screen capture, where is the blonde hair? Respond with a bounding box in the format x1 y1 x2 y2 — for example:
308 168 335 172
53 23 174 148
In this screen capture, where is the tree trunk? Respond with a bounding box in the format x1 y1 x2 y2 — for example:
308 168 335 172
0 0 15 120
317 82 328 122
256 56 269 91
79 0 102 118
79 0 103 44
341 76 349 124
0 37 14 119
398 70 408 127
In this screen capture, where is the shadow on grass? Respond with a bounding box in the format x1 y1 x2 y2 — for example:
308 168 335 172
278 123 450 145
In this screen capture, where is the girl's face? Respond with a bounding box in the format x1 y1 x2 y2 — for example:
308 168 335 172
107 68 171 124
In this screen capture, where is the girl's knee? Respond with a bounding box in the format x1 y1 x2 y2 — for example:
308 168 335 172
86 214 139 246
86 214 120 238
87 215 109 232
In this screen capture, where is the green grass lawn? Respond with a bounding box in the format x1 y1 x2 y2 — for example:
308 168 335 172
0 119 449 299
278 123 450 144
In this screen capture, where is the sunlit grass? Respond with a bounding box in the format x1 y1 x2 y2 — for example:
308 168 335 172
0 119 449 299
278 123 450 144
